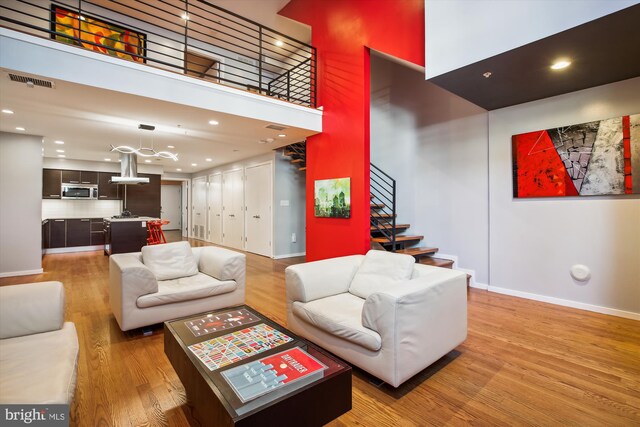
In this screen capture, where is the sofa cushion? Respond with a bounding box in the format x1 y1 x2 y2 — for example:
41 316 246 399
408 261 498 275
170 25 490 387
292 293 382 351
0 322 78 404
141 241 199 281
348 250 415 299
136 273 237 308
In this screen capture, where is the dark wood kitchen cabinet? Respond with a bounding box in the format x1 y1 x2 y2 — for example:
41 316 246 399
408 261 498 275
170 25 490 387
90 218 105 245
49 219 66 248
125 173 161 218
43 169 62 199
98 172 120 200
61 170 81 184
62 170 98 185
80 171 98 185
66 219 91 247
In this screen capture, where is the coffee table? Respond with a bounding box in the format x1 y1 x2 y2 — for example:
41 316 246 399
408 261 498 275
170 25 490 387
164 305 352 427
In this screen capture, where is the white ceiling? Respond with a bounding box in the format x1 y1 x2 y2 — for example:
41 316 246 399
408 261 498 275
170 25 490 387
0 72 314 173
0 0 314 175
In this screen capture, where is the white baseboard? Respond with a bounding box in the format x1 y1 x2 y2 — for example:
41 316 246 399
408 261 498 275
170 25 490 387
45 245 104 254
0 268 44 278
432 253 458 266
469 281 489 290
273 252 306 260
488 286 640 321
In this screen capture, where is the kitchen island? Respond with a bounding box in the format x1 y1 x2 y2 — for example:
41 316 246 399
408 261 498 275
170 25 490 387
104 216 158 255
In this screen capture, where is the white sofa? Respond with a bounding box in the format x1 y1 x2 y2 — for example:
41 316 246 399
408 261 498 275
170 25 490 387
109 241 246 331
0 281 79 404
285 250 467 387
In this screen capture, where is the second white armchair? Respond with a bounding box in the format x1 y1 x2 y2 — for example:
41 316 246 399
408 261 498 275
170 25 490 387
285 250 467 387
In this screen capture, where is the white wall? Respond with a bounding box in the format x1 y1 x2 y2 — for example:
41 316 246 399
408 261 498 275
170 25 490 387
274 150 306 258
0 132 43 277
425 0 637 79
489 77 640 318
370 55 489 283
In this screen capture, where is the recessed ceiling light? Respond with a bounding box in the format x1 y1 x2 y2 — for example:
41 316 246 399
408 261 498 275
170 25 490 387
104 158 111 161
176 168 182 171
550 60 571 70
56 149 64 153
15 127 25 131
54 140 64 145
278 134 286 137
208 120 219 125
58 154 66 158
191 163 197 167
1 109 14 114
144 159 152 163
275 40 284 47
168 145 175 148
206 158 212 162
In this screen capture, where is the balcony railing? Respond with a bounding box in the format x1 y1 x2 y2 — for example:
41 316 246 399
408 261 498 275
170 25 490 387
0 0 317 107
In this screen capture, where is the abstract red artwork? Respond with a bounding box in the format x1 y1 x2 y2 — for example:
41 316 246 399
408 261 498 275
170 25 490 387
512 114 640 198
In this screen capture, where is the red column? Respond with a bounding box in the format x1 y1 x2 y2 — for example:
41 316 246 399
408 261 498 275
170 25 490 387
280 0 424 260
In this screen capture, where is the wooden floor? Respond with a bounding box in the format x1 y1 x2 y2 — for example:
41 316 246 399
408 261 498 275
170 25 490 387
1 237 639 426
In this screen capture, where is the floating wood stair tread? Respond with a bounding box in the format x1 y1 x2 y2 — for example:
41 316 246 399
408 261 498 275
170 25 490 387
371 213 396 218
299 167 307 171
291 158 305 163
372 235 423 243
370 203 385 209
370 223 410 232
397 247 439 257
284 150 297 156
419 257 454 268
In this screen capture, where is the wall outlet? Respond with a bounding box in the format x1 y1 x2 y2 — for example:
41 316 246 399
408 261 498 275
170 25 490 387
291 233 296 243
280 200 290 207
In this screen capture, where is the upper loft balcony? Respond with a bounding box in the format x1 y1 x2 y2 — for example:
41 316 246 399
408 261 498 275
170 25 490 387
0 0 317 109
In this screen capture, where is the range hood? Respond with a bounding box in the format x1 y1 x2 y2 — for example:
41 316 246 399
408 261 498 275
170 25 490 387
110 153 149 185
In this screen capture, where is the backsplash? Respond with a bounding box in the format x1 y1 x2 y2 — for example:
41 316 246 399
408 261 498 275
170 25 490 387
42 199 122 220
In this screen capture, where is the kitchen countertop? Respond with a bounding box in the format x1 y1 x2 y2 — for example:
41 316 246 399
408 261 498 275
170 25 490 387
43 217 105 221
105 216 159 222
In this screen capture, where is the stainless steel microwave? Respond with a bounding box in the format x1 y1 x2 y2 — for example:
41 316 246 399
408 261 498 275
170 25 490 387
61 184 98 199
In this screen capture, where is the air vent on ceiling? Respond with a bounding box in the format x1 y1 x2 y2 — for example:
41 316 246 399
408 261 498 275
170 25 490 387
266 124 287 131
8 73 55 89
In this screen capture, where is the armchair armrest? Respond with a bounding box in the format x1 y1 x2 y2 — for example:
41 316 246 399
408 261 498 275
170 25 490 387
193 246 246 289
361 269 467 385
286 255 365 303
109 253 158 297
0 281 65 339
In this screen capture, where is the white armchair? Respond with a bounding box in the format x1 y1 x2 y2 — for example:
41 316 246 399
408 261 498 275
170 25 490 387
285 250 467 387
0 281 79 404
109 241 246 331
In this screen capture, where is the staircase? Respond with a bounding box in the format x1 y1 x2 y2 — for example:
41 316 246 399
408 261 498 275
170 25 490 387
370 163 454 269
281 146 456 271
283 141 307 171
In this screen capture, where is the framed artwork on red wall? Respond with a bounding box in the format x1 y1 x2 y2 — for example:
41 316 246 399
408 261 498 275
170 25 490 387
512 114 639 198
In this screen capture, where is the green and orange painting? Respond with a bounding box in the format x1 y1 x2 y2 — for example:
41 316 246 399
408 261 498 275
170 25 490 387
314 178 350 218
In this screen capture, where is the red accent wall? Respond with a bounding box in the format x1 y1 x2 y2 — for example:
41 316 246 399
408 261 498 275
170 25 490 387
280 0 424 261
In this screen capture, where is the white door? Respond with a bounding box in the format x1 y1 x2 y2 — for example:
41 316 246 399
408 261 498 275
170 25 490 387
207 173 222 244
181 181 189 237
222 169 244 250
245 163 272 257
160 184 181 230
192 176 207 240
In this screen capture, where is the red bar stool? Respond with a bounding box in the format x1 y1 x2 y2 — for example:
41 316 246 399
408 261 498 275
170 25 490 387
147 220 170 245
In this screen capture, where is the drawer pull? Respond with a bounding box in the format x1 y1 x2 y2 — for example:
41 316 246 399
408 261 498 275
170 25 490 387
99 196 108 198
50 194 60 197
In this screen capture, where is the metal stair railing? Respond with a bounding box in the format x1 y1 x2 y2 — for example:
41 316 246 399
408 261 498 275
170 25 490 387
370 163 397 251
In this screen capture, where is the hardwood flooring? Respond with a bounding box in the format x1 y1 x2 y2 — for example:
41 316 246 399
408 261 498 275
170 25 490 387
1 238 639 426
